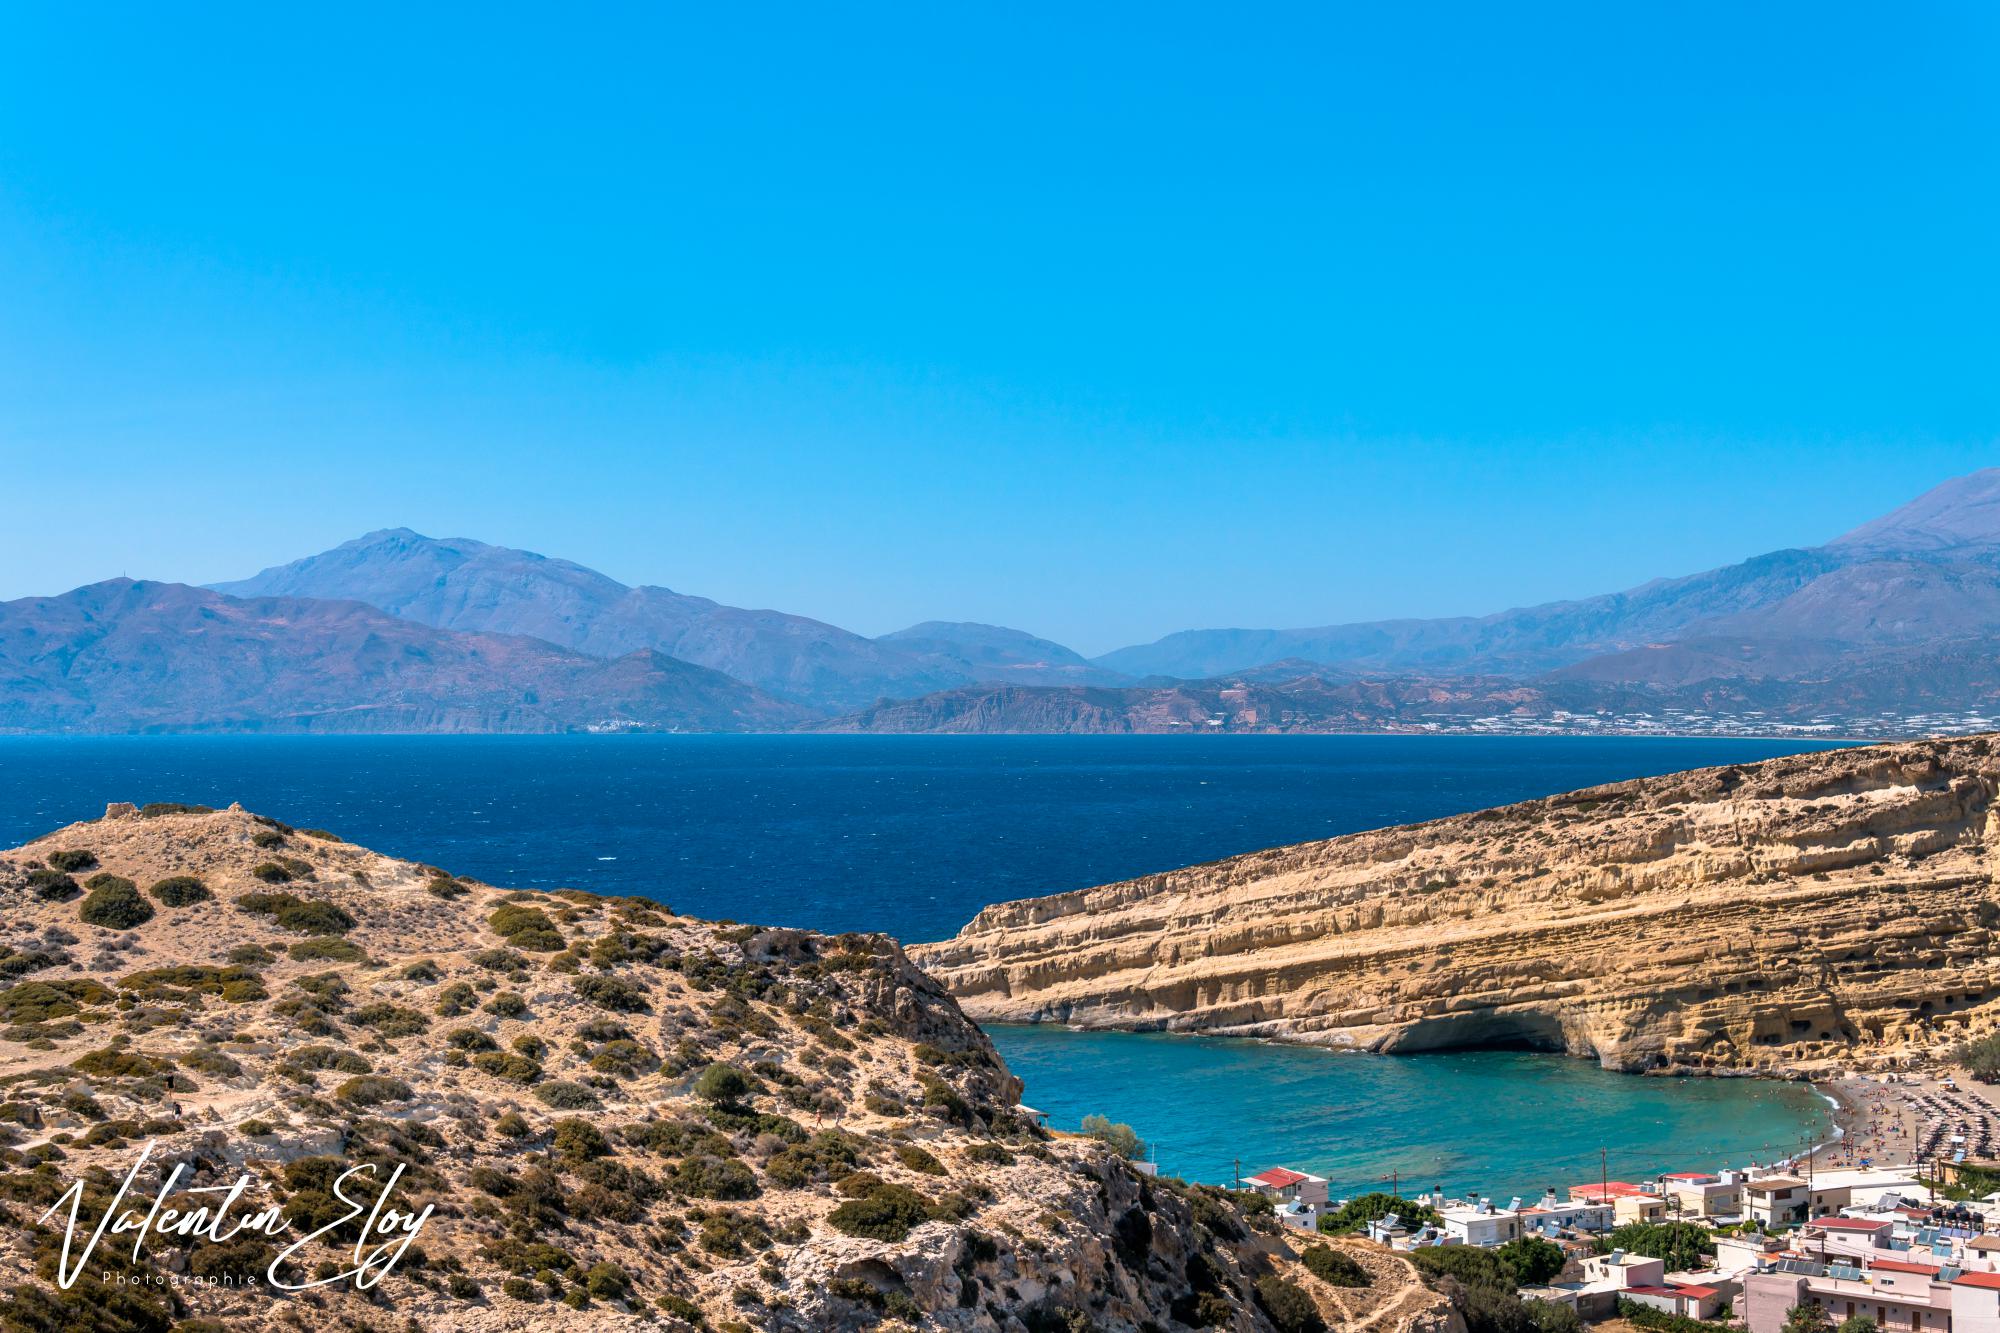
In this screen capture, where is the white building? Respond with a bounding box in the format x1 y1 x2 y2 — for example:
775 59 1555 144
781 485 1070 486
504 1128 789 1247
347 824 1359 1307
1518 1188 1616 1236
1662 1170 1744 1219
1440 1198 1522 1248
1243 1167 1329 1208
1582 1251 1666 1291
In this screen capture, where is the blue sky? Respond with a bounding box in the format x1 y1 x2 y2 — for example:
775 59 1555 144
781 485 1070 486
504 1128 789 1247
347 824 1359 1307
2 4 1995 654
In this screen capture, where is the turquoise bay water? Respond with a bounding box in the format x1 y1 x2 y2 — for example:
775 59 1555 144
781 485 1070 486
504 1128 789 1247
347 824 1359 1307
991 1026 1833 1196
0 734 1842 1190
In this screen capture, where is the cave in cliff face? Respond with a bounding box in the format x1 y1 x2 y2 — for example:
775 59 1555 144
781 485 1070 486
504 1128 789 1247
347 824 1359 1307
1382 1009 1573 1056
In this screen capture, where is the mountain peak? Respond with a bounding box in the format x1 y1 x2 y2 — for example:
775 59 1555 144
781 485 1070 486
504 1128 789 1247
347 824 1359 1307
1829 467 2000 554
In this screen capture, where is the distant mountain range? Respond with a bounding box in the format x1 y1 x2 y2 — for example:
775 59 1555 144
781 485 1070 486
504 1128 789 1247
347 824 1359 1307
212 530 1128 711
1095 469 2000 682
0 580 808 733
4 468 2000 734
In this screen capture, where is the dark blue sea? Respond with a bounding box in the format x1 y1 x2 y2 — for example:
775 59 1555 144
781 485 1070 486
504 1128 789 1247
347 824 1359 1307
0 733 1841 1189
0 734 1845 942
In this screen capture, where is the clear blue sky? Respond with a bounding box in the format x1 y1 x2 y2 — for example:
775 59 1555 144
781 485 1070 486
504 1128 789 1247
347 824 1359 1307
2 4 1995 654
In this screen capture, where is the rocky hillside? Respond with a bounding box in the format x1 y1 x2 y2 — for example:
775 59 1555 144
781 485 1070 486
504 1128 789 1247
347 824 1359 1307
0 805 1335 1331
913 735 2000 1074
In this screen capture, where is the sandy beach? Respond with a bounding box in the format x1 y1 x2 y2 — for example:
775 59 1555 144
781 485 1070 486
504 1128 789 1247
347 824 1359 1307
1807 1067 2000 1177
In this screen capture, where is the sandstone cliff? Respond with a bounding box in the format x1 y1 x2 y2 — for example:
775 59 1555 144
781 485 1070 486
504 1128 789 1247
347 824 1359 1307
911 735 2000 1074
0 805 1321 1332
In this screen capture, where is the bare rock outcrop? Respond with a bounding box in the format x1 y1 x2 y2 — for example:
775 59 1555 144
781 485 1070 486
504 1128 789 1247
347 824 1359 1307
912 734 2000 1074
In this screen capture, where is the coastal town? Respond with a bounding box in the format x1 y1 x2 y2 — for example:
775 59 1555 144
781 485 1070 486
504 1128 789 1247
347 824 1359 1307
1231 1069 2000 1333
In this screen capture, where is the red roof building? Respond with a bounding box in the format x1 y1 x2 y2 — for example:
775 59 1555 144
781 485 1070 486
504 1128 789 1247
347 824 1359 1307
1812 1217 1893 1232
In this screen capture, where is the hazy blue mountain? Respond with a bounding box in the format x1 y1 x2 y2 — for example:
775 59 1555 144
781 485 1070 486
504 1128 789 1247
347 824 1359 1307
876 621 1126 686
0 579 810 733
1829 467 2000 555
1095 469 2000 684
212 529 974 712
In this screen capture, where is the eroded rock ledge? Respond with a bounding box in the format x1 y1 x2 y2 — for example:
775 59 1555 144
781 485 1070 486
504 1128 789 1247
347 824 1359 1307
910 735 2000 1074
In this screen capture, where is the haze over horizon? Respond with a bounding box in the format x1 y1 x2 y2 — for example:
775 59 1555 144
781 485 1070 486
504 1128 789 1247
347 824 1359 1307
4 5 1996 653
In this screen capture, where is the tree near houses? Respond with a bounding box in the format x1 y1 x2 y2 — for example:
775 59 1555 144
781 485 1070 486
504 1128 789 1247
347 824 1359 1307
1317 1191 1442 1234
1079 1113 1147 1161
1498 1236 1567 1285
1958 1033 2000 1082
1784 1304 1833 1333
1601 1221 1716 1272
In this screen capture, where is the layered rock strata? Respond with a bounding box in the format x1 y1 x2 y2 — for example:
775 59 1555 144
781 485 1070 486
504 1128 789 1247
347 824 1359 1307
913 735 2000 1073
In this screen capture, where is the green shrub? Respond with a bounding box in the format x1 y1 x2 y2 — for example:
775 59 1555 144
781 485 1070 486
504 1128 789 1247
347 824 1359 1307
1256 1274 1328 1333
1316 1191 1439 1234
249 861 293 883
288 938 365 963
552 1118 612 1160
827 1180 934 1241
1618 1300 1728 1333
472 1052 543 1084
671 1154 760 1200
46 850 98 873
181 1047 242 1077
1498 1236 1567 1284
658 1293 703 1321
234 891 353 935
693 1062 756 1106
445 1027 499 1052
0 947 59 980
276 1044 371 1075
697 1209 772 1257
435 981 477 1016
79 875 153 929
27 869 80 901
1411 1243 1517 1292
336 1076 413 1106
484 991 528 1017
142 802 215 818
350 1003 427 1037
1603 1221 1715 1272
583 1262 629 1301
70 1046 168 1078
489 903 566 952
298 828 341 842
1079 1113 1146 1161
536 1081 601 1110
147 875 211 907
573 975 650 1012
896 1143 946 1175
0 979 114 1023
118 965 263 1001
1302 1244 1371 1288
